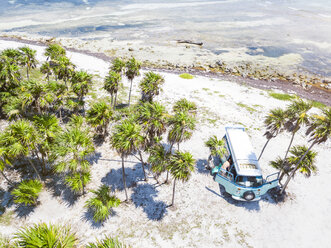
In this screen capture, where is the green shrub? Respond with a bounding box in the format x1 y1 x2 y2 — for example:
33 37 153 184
179 73 194 79
11 180 43 206
86 236 128 248
15 223 77 248
85 185 120 223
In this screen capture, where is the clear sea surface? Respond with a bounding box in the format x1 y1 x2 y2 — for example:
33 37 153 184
1 0 331 75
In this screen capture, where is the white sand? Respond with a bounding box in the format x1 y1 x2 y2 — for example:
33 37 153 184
0 40 330 247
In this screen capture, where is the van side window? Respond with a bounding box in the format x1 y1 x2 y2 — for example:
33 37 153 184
221 136 230 163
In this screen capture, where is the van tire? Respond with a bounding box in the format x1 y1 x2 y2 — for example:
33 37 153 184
243 191 255 201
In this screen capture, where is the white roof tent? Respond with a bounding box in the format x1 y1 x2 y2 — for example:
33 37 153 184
225 126 262 177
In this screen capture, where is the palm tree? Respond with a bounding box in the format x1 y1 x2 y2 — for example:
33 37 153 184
288 145 317 177
0 146 13 185
71 70 93 103
85 185 120 223
269 157 291 184
0 55 21 90
205 135 226 169
147 144 169 183
125 57 141 106
19 79 46 114
280 107 331 194
44 43 66 61
104 71 121 108
86 101 113 137
45 80 68 120
54 116 95 195
1 48 21 60
86 236 127 248
1 120 42 180
173 98 197 116
282 99 312 163
40 61 52 82
110 119 143 201
167 111 196 151
139 72 164 102
111 57 126 74
258 108 287 160
18 46 38 80
55 56 76 86
136 101 169 147
15 223 77 248
11 179 43 206
168 151 195 206
33 114 62 175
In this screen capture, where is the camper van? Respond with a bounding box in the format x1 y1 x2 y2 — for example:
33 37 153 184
210 127 279 201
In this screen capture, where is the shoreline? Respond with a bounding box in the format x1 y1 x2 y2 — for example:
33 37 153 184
1 35 330 106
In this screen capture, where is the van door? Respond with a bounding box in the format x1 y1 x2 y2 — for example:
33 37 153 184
263 172 279 191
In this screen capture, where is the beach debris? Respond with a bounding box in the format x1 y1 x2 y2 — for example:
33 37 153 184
177 40 203 46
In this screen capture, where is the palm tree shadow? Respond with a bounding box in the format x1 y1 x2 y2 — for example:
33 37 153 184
101 163 145 191
45 174 79 207
14 203 37 218
87 152 102 164
205 185 261 211
131 184 167 221
82 208 117 229
0 187 14 211
196 158 209 174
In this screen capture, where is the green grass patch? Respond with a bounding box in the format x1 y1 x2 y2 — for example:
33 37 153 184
202 88 209 91
236 102 257 114
268 92 296 101
0 211 14 226
310 100 326 109
218 94 225 98
179 73 194 79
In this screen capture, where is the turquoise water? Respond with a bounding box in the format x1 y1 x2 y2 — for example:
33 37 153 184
1 0 331 75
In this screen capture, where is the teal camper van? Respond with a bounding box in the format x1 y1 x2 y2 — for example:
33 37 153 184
209 127 279 201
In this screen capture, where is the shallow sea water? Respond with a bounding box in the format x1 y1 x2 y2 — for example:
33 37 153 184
1 0 331 75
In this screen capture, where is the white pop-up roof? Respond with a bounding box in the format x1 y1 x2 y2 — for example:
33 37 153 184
225 127 262 177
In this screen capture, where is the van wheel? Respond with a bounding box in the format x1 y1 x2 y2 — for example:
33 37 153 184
243 191 255 201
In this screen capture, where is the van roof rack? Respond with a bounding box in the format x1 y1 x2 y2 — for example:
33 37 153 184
225 126 262 176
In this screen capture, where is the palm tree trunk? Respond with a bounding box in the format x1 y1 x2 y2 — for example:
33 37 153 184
27 158 41 181
138 151 147 181
121 156 129 201
1 170 13 186
128 79 133 106
280 141 316 195
114 93 118 110
26 67 29 80
177 143 180 151
164 143 174 183
111 94 114 108
283 132 296 162
171 178 176 206
258 139 271 161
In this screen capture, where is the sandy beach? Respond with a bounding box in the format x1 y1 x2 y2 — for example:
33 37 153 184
0 39 330 247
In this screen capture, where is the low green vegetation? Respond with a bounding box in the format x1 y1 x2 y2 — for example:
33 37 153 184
310 100 326 108
268 91 296 101
236 102 257 114
87 235 129 248
179 73 194 79
0 211 14 225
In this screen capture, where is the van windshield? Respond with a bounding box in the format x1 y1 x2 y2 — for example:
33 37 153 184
236 176 263 188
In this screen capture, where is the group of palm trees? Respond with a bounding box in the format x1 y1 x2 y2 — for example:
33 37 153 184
259 99 330 196
0 43 198 229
